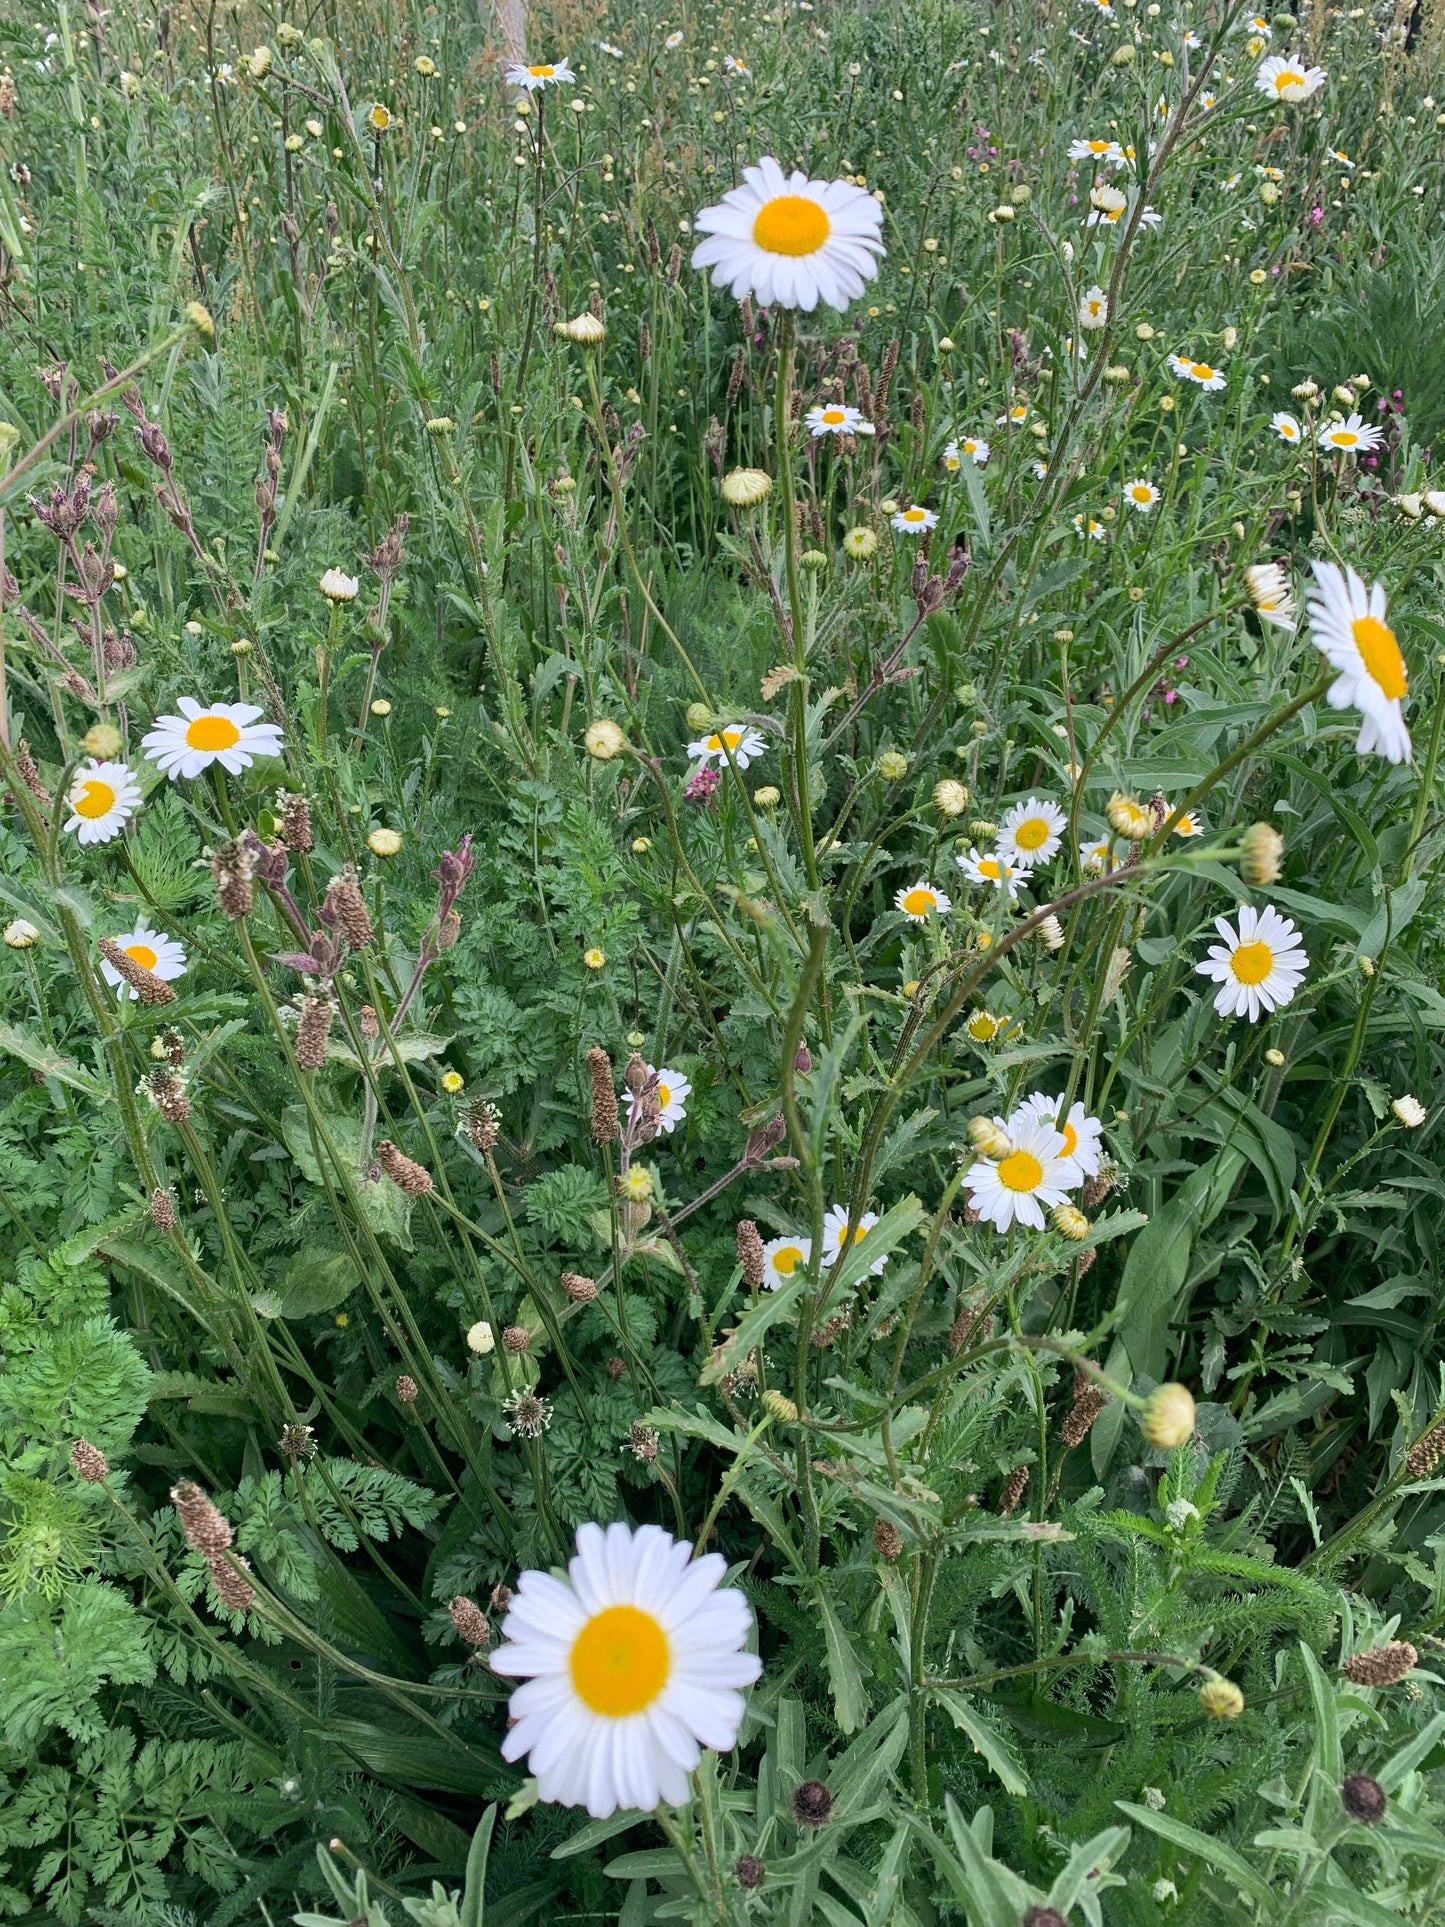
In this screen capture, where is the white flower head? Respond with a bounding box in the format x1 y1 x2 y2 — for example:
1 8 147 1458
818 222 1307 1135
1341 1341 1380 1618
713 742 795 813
691 159 884 313
1079 284 1108 330
64 760 143 845
506 58 576 91
1256 53 1325 102
686 723 766 769
1068 136 1124 163
100 923 187 999
998 797 1066 866
895 879 952 921
1123 478 1160 512
1012 1092 1104 1182
965 1114 1073 1232
490 1521 760 1817
762 1234 812 1289
1392 1095 1427 1128
625 1065 691 1134
1317 412 1383 454
1195 903 1309 1021
1167 353 1227 390
892 504 938 535
806 402 864 437
142 700 284 780
319 568 359 601
821 1202 886 1273
957 847 1032 901
1270 410 1302 444
1305 560 1410 763
1244 561 1297 631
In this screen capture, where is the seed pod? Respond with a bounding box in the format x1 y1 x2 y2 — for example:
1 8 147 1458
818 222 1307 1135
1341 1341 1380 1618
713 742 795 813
587 1047 619 1143
873 1518 903 1561
948 1301 993 1355
150 1185 177 1230
449 1595 490 1647
561 1271 599 1303
376 1141 433 1196
210 838 256 919
208 1551 257 1612
465 1100 500 1153
1081 1166 1117 1209
1342 1641 1417 1687
502 1325 530 1354
736 1219 766 1290
170 1480 234 1554
1059 1384 1108 1449
1405 1420 1445 1480
438 909 462 950
295 993 334 1070
15 738 51 806
71 1438 110 1483
997 1465 1030 1516
791 1780 833 1827
1241 821 1284 886
605 1355 627 1380
326 867 374 949
1340 1773 1387 1824
278 789 313 853
395 1373 420 1404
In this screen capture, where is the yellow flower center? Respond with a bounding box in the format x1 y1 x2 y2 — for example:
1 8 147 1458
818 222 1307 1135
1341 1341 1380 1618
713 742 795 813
772 1243 804 1276
1280 422 1297 438
1352 614 1406 700
1131 486 1152 502
528 64 555 77
1274 70 1303 92
902 508 926 523
1088 140 1111 152
752 194 830 257
1330 430 1358 447
967 1013 999 1040
1013 817 1050 850
821 408 846 424
1061 1121 1078 1156
184 714 243 752
1192 363 1215 381
977 857 1003 879
657 1081 672 1108
902 887 937 916
73 778 117 819
1230 938 1275 985
125 943 158 970
570 1605 670 1716
997 1150 1044 1192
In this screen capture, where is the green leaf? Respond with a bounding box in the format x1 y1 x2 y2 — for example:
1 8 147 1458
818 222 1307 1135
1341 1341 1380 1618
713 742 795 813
931 1687 1029 1796
816 1589 869 1735
1298 1642 1342 1782
280 1249 359 1319
459 1808 497 1927
1116 1802 1273 1906
0 1019 107 1098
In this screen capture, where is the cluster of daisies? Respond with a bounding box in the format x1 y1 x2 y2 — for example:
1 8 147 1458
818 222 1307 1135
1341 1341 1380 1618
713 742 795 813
64 700 283 847
893 795 1072 925
963 1092 1106 1233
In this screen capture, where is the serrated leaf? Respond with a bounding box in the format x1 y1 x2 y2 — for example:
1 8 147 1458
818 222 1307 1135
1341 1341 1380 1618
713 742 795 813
0 1020 107 1097
931 1687 1029 1796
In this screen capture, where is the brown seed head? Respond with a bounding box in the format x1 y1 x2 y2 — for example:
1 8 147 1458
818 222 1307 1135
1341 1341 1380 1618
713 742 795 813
466 1099 500 1153
208 1551 257 1612
149 1185 177 1230
734 1855 765 1890
490 1582 514 1612
502 1325 530 1355
561 1271 599 1303
141 1066 190 1124
395 1373 420 1404
587 1047 619 1143
71 1438 110 1483
1342 1641 1418 1688
279 1423 316 1460
791 1780 834 1827
1022 1910 1069 1927
1404 1419 1445 1481
449 1595 490 1647
873 1518 903 1561
1060 1385 1108 1449
376 1140 433 1196
997 1465 1030 1516
99 937 177 1007
948 1300 993 1355
736 1219 766 1290
605 1355 626 1380
295 993 334 1070
170 1479 234 1554
326 867 374 949
210 837 256 918
1340 1773 1387 1824
278 790 313 853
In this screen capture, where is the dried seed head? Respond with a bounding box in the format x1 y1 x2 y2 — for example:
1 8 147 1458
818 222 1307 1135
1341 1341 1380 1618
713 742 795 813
628 1420 660 1463
490 1582 514 1612
873 1518 903 1561
359 1004 380 1041
605 1355 627 1380
1198 1677 1245 1720
736 1219 766 1290
140 1066 190 1125
734 1855 765 1891
1342 1641 1418 1688
170 1479 234 1554
326 867 374 949
504 1389 552 1437
561 1271 599 1303
278 790 313 853
449 1595 490 1647
791 1780 834 1828
1022 1911 1069 1927
502 1325 531 1355
149 1185 177 1230
15 738 52 806
997 1465 1030 1516
1340 1773 1387 1824
587 1047 619 1143
1059 1385 1108 1449
210 837 256 919
157 1024 186 1066
208 1551 257 1612
1405 1420 1445 1480
97 937 176 1006
1081 1163 1119 1209
295 993 334 1071
465 1100 500 1153
376 1140 433 1196
395 1374 420 1404
71 1438 110 1483
948 1301 993 1355
279 1423 316 1460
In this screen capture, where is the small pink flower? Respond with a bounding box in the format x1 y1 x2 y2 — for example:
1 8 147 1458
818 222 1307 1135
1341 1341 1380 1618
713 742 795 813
684 766 721 807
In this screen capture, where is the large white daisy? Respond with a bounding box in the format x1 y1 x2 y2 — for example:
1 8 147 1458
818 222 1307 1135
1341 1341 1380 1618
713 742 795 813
998 797 1066 866
762 1234 811 1290
64 760 143 845
1167 354 1227 391
691 160 885 313
1255 53 1325 102
965 1115 1073 1232
806 403 864 437
1012 1092 1104 1184
490 1522 760 1818
1067 136 1124 163
624 1065 691 1135
821 1202 886 1274
142 700 284 780
505 58 576 90
1305 560 1410 763
895 879 952 921
686 724 766 769
100 923 187 999
1317 413 1383 455
1195 904 1309 1021
957 847 1032 901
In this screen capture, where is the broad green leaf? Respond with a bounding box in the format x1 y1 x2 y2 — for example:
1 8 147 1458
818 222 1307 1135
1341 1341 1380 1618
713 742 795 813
0 1020 106 1098
931 1687 1028 1796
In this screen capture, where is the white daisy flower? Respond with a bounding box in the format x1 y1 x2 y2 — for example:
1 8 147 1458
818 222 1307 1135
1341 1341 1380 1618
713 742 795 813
998 402 1030 427
1079 837 1120 874
964 1114 1073 1231
1012 1092 1105 1183
691 159 883 313
1167 354 1227 390
956 847 1032 901
998 797 1067 865
1067 136 1124 163
957 434 990 466
624 1065 691 1134
1087 202 1161 231
1183 30 1203 48
685 723 766 769
821 1202 886 1273
1317 412 1383 454
1305 559 1410 763
1078 284 1109 330
665 30 684 47
142 699 284 780
895 879 952 920
1270 411 1302 444
1256 53 1325 102
892 504 938 534
941 441 963 471
599 40 624 57
1242 13 1272 34
1330 147 1354 169
490 1521 761 1818
723 54 750 75
1195 903 1309 1021
762 1234 811 1289
505 58 576 90
1073 514 1106 541
1123 478 1160 512
64 760 143 845
100 923 187 999
1244 561 1297 631
1030 460 1049 480
806 402 864 437
1173 810 1205 837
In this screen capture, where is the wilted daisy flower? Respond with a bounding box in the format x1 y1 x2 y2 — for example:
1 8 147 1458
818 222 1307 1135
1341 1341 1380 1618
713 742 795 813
686 723 766 769
965 1114 1072 1232
1196 904 1309 1021
1167 354 1227 390
1305 560 1410 763
143 700 284 779
1392 1095 1427 1128
895 879 952 920
1107 791 1154 841
691 159 884 313
957 847 1032 901
821 1203 886 1274
3 920 39 948
999 797 1067 865
1270 411 1303 444
806 402 864 436
1078 285 1108 330
1068 136 1124 163
1317 412 1383 454
1012 1092 1105 1183
762 1234 812 1289
506 57 576 90
100 924 187 999
625 1066 691 1134
1244 561 1297 631
64 760 143 845
490 1521 760 1818
319 569 359 602
892 504 938 535
1123 479 1160 512
1256 53 1325 102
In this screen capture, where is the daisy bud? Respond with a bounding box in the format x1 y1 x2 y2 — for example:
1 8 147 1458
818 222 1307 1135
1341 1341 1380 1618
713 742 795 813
1395 493 1423 519
555 311 606 344
790 1780 834 1827
466 1320 495 1355
1198 1678 1245 1720
208 1551 257 1612
376 1140 433 1196
1291 379 1319 401
561 1271 599 1303
1265 1048 1286 1066
1037 914 1065 952
170 1480 234 1554
1391 1095 1427 1128
1106 791 1154 841
1340 1774 1387 1824
996 1465 1030 1516
736 1219 766 1290
721 467 771 507
71 1438 110 1483
1240 821 1284 886
584 718 625 760
1342 1641 1417 1687
1051 1203 1091 1241
873 1518 903 1561
762 1389 799 1424
1140 1383 1196 1450
1332 383 1356 407
449 1595 491 1646
586 1047 619 1143
933 777 970 817
967 1115 1012 1158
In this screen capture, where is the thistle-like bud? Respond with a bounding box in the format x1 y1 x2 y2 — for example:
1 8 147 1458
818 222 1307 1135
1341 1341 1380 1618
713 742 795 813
587 1047 619 1143
170 1480 233 1554
1240 821 1284 887
1342 1641 1417 1687
294 993 334 1070
502 1325 530 1355
1198 1677 1245 1720
150 1185 177 1230
736 1219 766 1290
208 1551 256 1612
791 1781 834 1828
735 1855 765 1891
326 867 374 949
561 1271 599 1303
376 1141 433 1196
71 1438 110 1483
997 1465 1030 1516
449 1595 490 1647
873 1518 903 1561
1340 1774 1387 1824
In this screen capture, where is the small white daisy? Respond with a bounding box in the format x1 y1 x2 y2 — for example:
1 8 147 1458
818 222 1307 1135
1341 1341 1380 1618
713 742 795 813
1067 136 1124 163
142 700 284 780
1173 810 1205 837
1244 561 1297 631
998 797 1067 865
1270 411 1303 444
1073 514 1106 541
964 1114 1073 1231
895 879 952 921
806 402 865 437
490 1522 760 1818
1330 147 1354 169
762 1234 811 1290
1123 478 1160 512
1305 559 1410 763
1195 904 1309 1021
1079 284 1109 330
63 760 143 845
686 724 766 769
1012 1092 1105 1183
505 58 576 90
892 504 938 534
1079 837 1120 874
1317 413 1383 454
723 53 750 75
958 434 990 466
821 1202 886 1274
100 923 187 999
957 847 1032 901
692 161 883 312
1167 354 1227 390
1087 202 1161 231
624 1065 691 1135
1256 53 1325 102
665 30 684 47
998 403 1030 427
